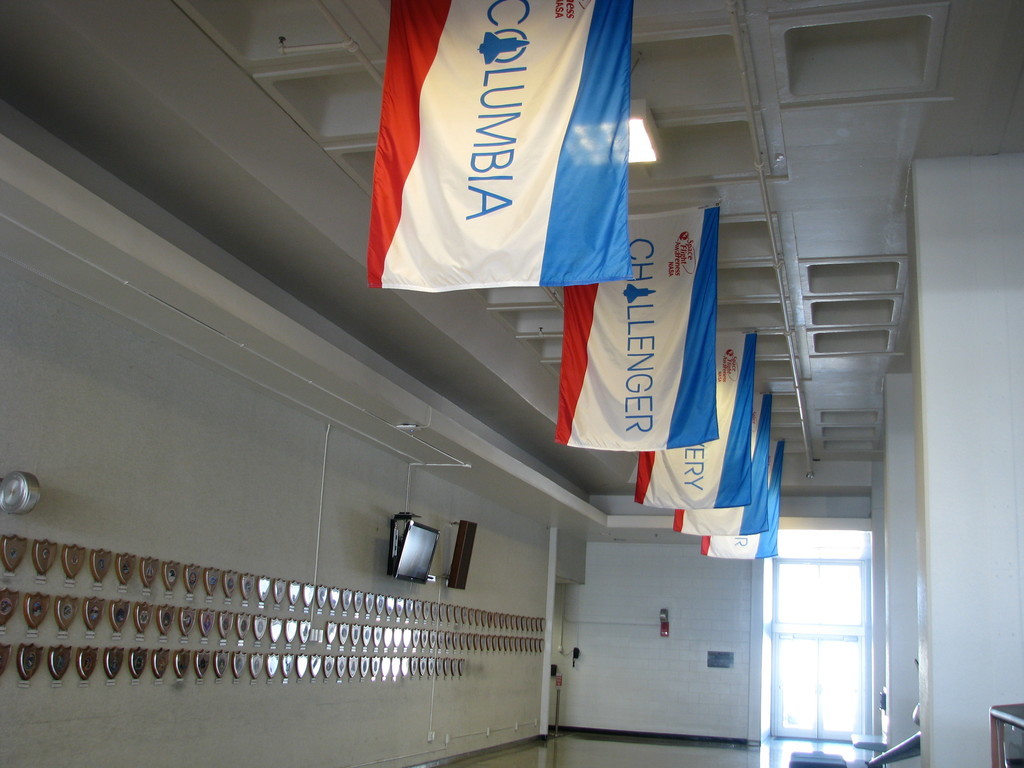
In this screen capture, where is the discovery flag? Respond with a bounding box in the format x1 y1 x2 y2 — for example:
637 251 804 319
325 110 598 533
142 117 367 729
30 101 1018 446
368 0 634 291
635 332 757 509
556 207 719 450
673 392 772 536
700 440 785 560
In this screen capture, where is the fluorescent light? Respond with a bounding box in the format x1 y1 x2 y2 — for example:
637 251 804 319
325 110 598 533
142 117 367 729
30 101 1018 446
629 100 658 163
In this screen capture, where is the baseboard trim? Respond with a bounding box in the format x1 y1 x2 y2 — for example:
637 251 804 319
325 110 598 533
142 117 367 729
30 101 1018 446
549 725 750 747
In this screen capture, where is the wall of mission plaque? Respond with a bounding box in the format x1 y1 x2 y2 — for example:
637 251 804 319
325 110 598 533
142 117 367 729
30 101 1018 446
0 532 544 687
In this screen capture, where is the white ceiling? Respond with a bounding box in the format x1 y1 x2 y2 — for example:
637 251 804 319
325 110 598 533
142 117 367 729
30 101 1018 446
0 0 1021 535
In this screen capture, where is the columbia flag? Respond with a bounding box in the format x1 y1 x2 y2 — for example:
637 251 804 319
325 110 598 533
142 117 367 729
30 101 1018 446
636 332 756 509
701 440 785 560
556 207 719 450
674 392 772 536
368 0 634 291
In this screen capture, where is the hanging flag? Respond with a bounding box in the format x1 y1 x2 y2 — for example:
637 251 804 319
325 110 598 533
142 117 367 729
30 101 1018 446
636 332 756 509
673 392 772 536
368 0 634 291
556 207 719 450
700 440 785 560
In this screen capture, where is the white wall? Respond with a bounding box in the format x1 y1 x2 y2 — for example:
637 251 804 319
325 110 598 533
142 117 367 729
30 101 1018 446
558 542 758 741
912 154 1024 767
0 263 550 768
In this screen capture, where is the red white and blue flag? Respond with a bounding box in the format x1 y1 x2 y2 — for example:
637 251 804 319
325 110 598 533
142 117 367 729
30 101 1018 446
673 392 772 536
556 207 720 450
700 439 784 560
635 332 757 509
368 0 634 291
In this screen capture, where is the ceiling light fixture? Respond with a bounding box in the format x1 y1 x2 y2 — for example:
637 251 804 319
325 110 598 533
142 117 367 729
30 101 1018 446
628 99 659 163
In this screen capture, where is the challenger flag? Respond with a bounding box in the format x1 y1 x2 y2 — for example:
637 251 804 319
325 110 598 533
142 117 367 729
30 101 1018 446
701 440 785 560
674 392 772 536
368 0 634 291
635 332 756 509
556 207 719 450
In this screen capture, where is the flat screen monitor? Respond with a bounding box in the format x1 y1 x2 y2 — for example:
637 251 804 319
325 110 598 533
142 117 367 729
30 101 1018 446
389 518 439 583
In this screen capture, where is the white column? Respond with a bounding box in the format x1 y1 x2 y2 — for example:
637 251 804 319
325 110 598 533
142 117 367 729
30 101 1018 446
539 526 558 737
883 373 921 755
912 154 1024 767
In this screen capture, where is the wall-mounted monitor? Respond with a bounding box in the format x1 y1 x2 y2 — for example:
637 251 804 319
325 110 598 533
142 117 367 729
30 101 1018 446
388 516 439 584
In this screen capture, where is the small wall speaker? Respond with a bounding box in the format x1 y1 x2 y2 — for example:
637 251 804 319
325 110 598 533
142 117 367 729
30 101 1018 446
446 520 477 590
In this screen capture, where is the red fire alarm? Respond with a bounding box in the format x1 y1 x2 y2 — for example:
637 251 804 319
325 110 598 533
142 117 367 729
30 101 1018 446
660 608 670 637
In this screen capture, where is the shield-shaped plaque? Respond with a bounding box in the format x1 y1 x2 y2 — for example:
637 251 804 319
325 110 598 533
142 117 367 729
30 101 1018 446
338 624 349 647
371 656 382 679
114 552 135 585
428 657 437 677
287 581 300 606
257 576 271 603
413 600 423 621
161 561 180 591
299 620 311 645
381 657 391 679
108 599 130 633
178 606 196 637
339 588 351 612
402 657 412 677
156 605 174 635
373 626 383 648
138 557 158 589
249 652 263 679
412 629 421 648
382 627 392 648
309 654 321 678
128 648 148 679
353 591 365 614
221 571 237 599
269 617 283 644
23 592 49 629
458 658 465 676
360 656 371 679
252 615 268 641
376 594 386 616
172 649 190 679
104 647 124 679
322 655 335 678
361 625 372 647
235 613 251 639
316 585 328 609
272 579 286 604
302 584 314 608
402 628 412 650
198 609 214 638
325 622 337 645
418 657 428 676
385 595 395 617
1 534 27 572
217 611 233 639
61 544 86 579
393 630 402 650
203 567 220 596
284 618 298 644
0 589 19 627
232 652 246 679
446 658 454 677
83 597 105 631
213 650 228 679
428 630 438 649
89 549 112 583
281 654 294 678
431 602 440 622
76 647 98 680
395 598 405 620
133 602 152 634
265 653 279 679
48 645 71 680
239 574 255 601
31 539 56 576
151 648 169 679
54 595 78 631
364 592 375 616
183 564 200 594
17 643 42 680
193 650 210 679
349 655 359 678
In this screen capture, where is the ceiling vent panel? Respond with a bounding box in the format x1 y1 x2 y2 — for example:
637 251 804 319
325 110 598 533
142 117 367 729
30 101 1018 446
270 71 382 139
823 439 878 452
807 260 901 294
812 329 891 354
651 122 755 180
719 220 774 263
819 409 880 425
755 333 791 358
822 426 878 440
786 16 930 96
718 301 784 330
810 298 894 326
720 266 780 299
632 35 742 109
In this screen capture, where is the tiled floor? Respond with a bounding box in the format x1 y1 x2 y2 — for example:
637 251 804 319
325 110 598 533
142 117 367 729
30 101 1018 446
442 732 873 768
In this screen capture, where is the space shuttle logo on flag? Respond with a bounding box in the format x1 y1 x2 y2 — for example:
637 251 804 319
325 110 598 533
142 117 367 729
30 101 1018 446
672 392 772 536
556 207 720 451
368 0 634 291
635 332 757 509
700 440 785 560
